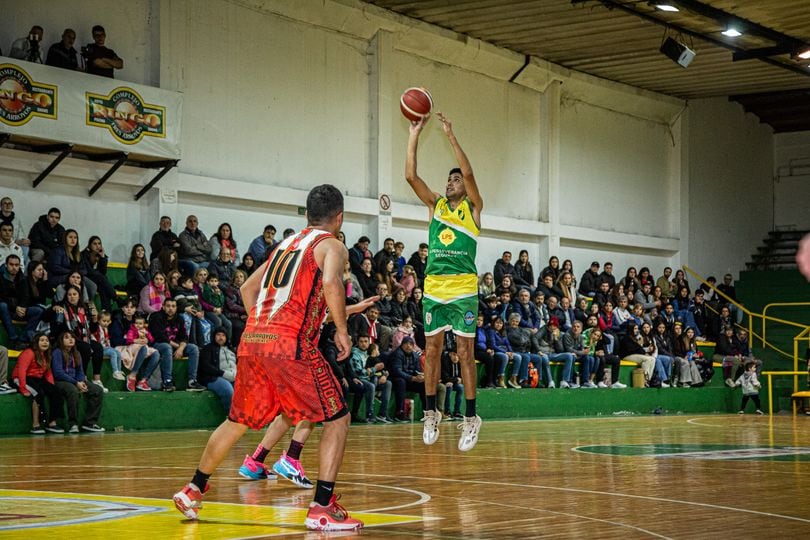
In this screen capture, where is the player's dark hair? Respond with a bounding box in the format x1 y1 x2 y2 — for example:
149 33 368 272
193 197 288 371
307 184 343 225
448 167 462 177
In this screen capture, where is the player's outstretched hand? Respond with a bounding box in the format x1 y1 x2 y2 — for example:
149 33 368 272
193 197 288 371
436 112 452 135
356 295 380 312
409 116 428 135
335 329 352 361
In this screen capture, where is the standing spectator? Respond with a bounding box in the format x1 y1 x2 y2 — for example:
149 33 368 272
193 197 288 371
149 216 181 261
126 244 150 298
732 361 763 415
578 262 601 298
208 223 239 263
248 225 277 265
197 328 237 413
45 28 79 70
599 262 616 290
149 298 203 392
0 224 25 272
51 331 105 433
348 235 371 277
0 254 29 348
139 272 170 316
513 250 534 290
493 251 515 285
82 25 123 78
12 333 63 433
406 243 428 287
178 215 211 276
224 270 248 349
81 236 116 311
10 25 44 63
717 273 744 325
27 207 64 263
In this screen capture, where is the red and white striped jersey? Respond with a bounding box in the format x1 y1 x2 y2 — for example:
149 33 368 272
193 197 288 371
240 227 333 354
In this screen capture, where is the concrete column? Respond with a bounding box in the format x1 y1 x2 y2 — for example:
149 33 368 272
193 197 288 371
544 81 562 260
369 29 395 252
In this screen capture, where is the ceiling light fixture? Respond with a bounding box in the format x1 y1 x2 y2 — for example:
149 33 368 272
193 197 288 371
798 49 810 60
722 28 742 37
653 3 679 12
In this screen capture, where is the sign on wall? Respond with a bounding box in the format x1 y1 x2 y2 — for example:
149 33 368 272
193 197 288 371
0 57 181 159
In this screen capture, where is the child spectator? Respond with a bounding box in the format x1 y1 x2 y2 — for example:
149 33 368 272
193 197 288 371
733 361 763 415
126 243 150 298
391 314 421 353
139 271 170 315
441 331 464 419
51 331 105 433
201 272 232 342
92 310 124 380
13 333 64 433
399 264 417 298
224 270 248 349
173 274 212 346
123 314 159 392
197 327 237 412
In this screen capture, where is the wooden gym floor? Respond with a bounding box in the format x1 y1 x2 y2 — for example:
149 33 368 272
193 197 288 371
1 415 809 539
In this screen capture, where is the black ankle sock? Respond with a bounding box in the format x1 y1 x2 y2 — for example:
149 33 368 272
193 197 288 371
252 444 270 463
287 439 304 461
465 398 476 418
191 469 210 492
314 480 335 506
425 394 437 412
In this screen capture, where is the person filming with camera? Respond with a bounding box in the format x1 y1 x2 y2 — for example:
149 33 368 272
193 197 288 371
82 25 123 78
9 25 44 63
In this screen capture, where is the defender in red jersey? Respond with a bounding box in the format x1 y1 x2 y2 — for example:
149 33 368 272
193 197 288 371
173 185 377 531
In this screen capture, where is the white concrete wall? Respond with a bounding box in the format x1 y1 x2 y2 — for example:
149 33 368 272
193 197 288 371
774 131 810 230
687 98 774 278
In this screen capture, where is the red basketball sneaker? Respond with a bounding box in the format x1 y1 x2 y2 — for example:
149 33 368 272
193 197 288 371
173 483 208 520
305 494 363 531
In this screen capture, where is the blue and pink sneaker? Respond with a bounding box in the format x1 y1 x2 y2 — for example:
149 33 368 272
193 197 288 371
238 454 277 480
272 451 314 489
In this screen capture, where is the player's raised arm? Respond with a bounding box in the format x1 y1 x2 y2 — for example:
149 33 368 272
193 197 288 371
405 117 440 210
437 112 483 215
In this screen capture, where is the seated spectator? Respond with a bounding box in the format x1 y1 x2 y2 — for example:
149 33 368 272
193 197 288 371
12 333 64 433
391 314 420 353
45 28 80 70
81 236 116 311
643 321 671 387
671 323 703 387
700 276 720 306
619 322 655 385
513 250 535 290
574 297 590 326
171 274 212 346
600 262 616 289
28 207 64 263
597 300 618 335
22 261 49 340
493 251 515 285
612 295 633 331
373 238 396 276
347 235 370 276
556 271 578 306
609 282 625 307
683 326 713 383
533 290 550 329
563 320 595 388
0 223 25 272
399 264 417 298
248 225 277 265
393 241 406 279
473 313 499 388
389 336 426 422
559 296 576 332
546 296 566 330
224 270 248 348
356 258 378 300
346 334 382 423
209 222 239 263
537 274 562 302
579 261 601 298
54 271 94 308
408 287 426 348
0 254 29 348
620 267 641 291
126 244 150 298
590 328 624 388
149 216 181 261
91 310 123 381
150 247 179 278
441 331 465 418
200 271 232 342
375 259 397 296
690 289 710 340
10 25 44 63
513 288 541 332
122 314 160 391
672 286 695 328
51 331 105 433
711 305 734 341
108 299 160 383
342 259 362 304
282 227 295 239
197 327 237 412
178 215 211 276
672 269 690 294
480 293 500 327
506 313 541 388
495 289 516 322
657 267 676 299
407 243 428 286
717 273 744 324
540 256 560 282
638 267 654 289
47 230 98 301
496 274 517 298
487 317 520 388
350 304 391 352
149 297 202 392
631 302 650 327
0 345 13 395
659 302 677 330
209 248 236 284
237 252 257 277
139 272 170 315
0 198 30 254
389 287 414 328
634 282 660 319
83 25 123 78
478 271 496 302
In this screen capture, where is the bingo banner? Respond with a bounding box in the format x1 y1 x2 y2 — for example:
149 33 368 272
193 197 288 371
0 57 182 159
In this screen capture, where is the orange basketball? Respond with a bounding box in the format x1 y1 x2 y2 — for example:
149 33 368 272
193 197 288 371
400 87 433 122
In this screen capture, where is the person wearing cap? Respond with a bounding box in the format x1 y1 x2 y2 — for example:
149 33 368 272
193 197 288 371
248 225 277 265
389 336 426 422
578 261 601 298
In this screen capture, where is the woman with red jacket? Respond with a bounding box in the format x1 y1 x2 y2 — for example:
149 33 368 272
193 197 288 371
12 332 64 434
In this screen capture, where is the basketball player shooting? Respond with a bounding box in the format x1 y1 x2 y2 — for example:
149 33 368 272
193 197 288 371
405 112 483 451
173 184 378 531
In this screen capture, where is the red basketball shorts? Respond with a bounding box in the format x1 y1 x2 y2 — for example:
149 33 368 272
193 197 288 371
229 341 347 429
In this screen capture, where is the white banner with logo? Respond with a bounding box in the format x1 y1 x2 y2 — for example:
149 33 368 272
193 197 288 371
0 56 182 159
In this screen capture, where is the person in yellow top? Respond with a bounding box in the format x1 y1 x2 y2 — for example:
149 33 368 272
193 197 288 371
405 112 483 452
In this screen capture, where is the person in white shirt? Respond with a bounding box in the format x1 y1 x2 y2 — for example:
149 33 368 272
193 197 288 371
0 224 24 272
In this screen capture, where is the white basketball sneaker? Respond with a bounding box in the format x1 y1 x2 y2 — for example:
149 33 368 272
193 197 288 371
422 409 441 445
457 415 482 452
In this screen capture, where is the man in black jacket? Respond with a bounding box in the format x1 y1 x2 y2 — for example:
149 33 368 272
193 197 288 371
578 261 601 298
493 251 515 285
406 243 428 287
0 255 29 347
150 216 181 260
389 337 426 422
149 298 203 392
27 207 65 262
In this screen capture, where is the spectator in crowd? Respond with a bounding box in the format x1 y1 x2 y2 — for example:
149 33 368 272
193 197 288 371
537 319 573 389
209 248 236 284
399 264 417 298
620 267 640 291
197 327 236 412
408 287 426 348
178 215 211 275
108 298 159 380
126 244 150 298
356 258 378 300
657 267 676 299
172 274 212 346
209 222 238 263
346 334 382 423
473 313 499 388
672 269 690 294
373 282 395 328
513 288 541 333
562 260 577 288
122 314 160 392
619 322 655 385
151 247 179 278
389 336 426 422
600 262 616 290
672 286 695 329
546 296 566 330
634 281 659 317
0 224 25 272
537 274 562 302
45 28 80 70
348 235 371 276
574 297 590 326
717 273 744 324
81 236 116 311
612 295 633 331
715 325 761 387
496 274 517 298
590 328 624 388
540 256 560 282
10 25 44 63
638 267 654 288
609 282 625 307
282 227 295 239
690 289 710 340
149 216 181 261
559 296 576 332
248 225 277 265
200 271 232 342
0 344 12 394
441 331 464 418
91 310 123 381
0 254 30 348
50 285 106 392
556 271 577 306
495 289 516 323
48 230 98 302
506 313 543 388
493 251 515 285
343 259 363 304
83 25 123 78
406 243 428 286
711 305 734 341
224 270 247 348
0 198 29 254
671 322 702 387
393 241 406 278
12 333 64 433
139 271 170 315
149 297 204 392
700 276 720 306
375 259 397 298
642 321 670 387
513 250 534 290
51 330 105 433
28 207 64 263
478 272 496 299
21 261 48 340
237 252 257 277
389 288 413 329
578 261 601 298
488 316 522 389
563 320 595 388
373 237 396 275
